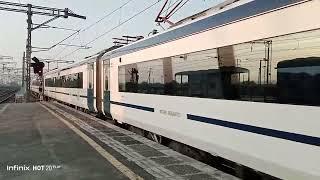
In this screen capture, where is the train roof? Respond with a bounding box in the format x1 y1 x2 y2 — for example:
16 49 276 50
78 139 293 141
103 0 302 60
172 0 253 28
44 45 122 76
44 57 95 76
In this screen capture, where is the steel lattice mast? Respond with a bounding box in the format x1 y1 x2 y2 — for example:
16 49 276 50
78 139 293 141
0 1 86 102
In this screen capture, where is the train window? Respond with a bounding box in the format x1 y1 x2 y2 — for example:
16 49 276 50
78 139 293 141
270 31 320 106
88 63 94 89
67 72 83 88
118 66 126 92
78 73 83 88
55 77 62 87
45 78 54 87
119 49 219 96
175 75 182 83
182 75 188 84
53 77 56 87
232 30 320 106
54 77 58 87
45 72 83 88
64 75 70 88
61 76 66 88
118 29 320 106
104 60 110 91
118 59 166 94
71 74 77 88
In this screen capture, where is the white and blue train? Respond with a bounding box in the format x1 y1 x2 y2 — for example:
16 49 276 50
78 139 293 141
31 0 320 179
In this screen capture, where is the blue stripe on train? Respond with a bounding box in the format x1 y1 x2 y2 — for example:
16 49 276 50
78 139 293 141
109 100 319 146
187 114 320 147
110 0 304 58
110 101 154 112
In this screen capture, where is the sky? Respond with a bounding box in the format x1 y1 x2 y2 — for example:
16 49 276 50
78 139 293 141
0 0 225 72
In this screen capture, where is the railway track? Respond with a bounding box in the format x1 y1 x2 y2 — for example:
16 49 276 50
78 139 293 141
0 88 18 104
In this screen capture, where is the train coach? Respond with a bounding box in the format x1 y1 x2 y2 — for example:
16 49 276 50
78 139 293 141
32 0 320 179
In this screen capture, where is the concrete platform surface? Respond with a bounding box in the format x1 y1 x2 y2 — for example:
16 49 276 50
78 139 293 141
0 102 238 180
0 103 127 180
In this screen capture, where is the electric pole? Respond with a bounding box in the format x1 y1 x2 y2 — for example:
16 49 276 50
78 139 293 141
26 4 32 102
0 1 86 102
22 52 25 88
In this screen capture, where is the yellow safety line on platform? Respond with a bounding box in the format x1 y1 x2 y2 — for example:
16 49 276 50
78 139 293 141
39 102 144 180
0 104 10 114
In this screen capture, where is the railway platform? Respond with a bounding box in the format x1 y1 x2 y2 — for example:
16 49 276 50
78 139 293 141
0 102 238 180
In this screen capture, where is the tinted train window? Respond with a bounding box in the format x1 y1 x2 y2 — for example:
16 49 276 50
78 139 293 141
45 72 83 88
118 30 320 106
88 63 94 89
45 78 54 87
55 77 62 87
276 58 320 105
104 60 110 91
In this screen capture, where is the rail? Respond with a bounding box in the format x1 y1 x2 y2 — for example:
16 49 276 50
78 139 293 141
0 88 18 103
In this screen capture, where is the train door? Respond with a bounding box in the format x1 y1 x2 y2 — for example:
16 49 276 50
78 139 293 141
103 59 111 116
96 57 103 114
87 63 95 112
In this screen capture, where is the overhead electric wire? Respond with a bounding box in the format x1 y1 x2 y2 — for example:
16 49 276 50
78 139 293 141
164 0 171 16
50 30 80 49
34 24 79 32
53 31 80 59
85 0 161 46
60 0 162 60
156 0 190 22
167 0 190 19
81 0 135 33
54 0 136 59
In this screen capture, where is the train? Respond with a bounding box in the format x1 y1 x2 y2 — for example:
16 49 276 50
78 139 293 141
31 0 320 179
